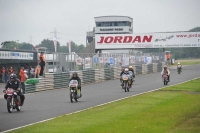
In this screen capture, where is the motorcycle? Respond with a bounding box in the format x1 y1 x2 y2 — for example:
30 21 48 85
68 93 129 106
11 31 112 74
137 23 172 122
122 74 132 92
177 66 182 74
162 74 169 85
69 80 81 103
4 88 21 113
129 71 135 83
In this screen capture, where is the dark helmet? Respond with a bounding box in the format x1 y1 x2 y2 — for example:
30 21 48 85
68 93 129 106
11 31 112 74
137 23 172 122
72 72 77 77
10 74 17 81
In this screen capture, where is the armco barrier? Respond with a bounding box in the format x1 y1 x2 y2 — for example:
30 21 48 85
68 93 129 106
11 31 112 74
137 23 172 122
25 62 165 93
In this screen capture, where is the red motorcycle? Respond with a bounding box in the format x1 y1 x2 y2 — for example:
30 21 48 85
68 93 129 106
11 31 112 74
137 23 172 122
162 74 169 85
3 88 21 113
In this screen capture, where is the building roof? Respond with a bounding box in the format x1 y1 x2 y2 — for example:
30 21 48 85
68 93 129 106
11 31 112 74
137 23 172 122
94 15 133 19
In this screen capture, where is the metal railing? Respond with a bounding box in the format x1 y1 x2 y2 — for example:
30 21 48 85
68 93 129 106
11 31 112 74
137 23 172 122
44 52 165 72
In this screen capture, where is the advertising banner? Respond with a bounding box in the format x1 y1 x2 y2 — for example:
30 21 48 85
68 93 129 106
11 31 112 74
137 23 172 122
84 57 91 69
76 57 82 65
95 32 200 49
122 57 129 66
0 51 34 60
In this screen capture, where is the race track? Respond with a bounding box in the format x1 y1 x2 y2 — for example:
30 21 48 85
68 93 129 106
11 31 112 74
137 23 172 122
0 64 200 132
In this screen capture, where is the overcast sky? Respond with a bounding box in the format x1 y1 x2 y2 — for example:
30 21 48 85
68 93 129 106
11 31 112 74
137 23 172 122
0 0 199 47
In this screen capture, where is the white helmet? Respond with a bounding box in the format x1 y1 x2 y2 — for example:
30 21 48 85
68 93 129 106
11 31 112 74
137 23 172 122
178 62 180 65
124 68 128 72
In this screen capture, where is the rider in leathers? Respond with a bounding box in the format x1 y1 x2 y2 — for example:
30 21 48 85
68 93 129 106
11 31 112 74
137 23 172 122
161 65 170 82
128 65 135 83
3 74 25 106
69 72 82 96
120 68 125 86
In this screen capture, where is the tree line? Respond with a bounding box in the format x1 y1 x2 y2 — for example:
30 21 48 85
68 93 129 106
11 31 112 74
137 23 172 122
1 39 85 53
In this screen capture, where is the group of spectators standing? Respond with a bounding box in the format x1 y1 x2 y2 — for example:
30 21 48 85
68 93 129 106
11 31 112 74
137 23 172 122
0 67 14 83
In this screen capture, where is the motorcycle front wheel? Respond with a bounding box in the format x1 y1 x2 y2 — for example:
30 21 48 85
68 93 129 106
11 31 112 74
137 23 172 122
7 98 13 113
124 82 127 92
70 92 73 103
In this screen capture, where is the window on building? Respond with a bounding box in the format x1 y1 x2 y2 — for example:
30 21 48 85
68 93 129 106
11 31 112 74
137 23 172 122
96 22 101 27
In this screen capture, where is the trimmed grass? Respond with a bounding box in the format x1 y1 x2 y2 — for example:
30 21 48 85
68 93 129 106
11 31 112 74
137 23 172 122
173 61 200 66
9 79 200 133
173 59 200 66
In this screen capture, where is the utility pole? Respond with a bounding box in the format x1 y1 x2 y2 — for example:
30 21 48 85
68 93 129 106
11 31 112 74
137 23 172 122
50 28 59 39
50 28 60 53
30 36 32 44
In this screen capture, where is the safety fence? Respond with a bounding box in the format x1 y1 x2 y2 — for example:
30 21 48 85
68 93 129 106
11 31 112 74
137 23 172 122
45 52 165 72
25 62 165 93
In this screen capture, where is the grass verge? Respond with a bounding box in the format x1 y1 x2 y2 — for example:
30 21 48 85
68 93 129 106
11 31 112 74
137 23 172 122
173 59 200 66
9 78 200 133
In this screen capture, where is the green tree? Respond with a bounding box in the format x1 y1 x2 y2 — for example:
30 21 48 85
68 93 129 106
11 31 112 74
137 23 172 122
18 42 35 51
1 41 19 49
58 45 69 53
38 39 60 52
189 27 200 32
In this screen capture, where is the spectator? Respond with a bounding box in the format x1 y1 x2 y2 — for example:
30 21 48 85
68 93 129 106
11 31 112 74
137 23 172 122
39 52 46 77
35 65 41 78
30 66 35 78
1 67 6 83
20 66 26 94
9 66 14 75
5 68 9 83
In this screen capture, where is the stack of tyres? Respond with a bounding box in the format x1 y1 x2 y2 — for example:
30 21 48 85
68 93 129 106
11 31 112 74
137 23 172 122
104 68 111 80
135 65 142 75
62 72 70 88
44 73 54 90
147 64 153 74
35 78 46 91
25 84 36 93
54 73 62 89
82 70 90 84
88 69 95 83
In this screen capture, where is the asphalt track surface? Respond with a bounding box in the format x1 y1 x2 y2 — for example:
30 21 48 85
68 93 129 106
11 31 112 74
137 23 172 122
0 64 200 132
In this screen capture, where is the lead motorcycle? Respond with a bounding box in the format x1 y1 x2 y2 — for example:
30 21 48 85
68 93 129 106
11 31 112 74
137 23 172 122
3 88 21 113
162 73 169 85
69 80 81 103
122 74 132 92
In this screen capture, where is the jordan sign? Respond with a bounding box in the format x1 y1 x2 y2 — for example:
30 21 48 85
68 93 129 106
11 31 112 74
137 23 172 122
95 32 200 49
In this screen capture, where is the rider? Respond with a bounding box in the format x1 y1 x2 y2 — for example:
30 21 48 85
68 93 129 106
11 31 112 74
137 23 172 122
121 68 131 86
70 72 82 96
161 65 170 82
3 74 25 106
128 65 135 81
177 62 182 72
120 68 125 86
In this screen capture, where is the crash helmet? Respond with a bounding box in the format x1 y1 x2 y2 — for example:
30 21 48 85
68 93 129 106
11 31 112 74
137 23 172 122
9 73 17 82
164 65 167 70
124 68 129 74
72 72 77 77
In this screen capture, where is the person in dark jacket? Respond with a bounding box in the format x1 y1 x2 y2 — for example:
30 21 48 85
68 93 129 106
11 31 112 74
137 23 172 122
69 72 82 96
39 52 46 76
3 74 25 106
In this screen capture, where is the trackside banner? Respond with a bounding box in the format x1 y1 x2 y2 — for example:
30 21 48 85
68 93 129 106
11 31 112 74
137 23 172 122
95 32 200 49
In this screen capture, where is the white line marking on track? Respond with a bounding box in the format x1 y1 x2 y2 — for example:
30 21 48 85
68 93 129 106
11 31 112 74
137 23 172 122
2 77 199 133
